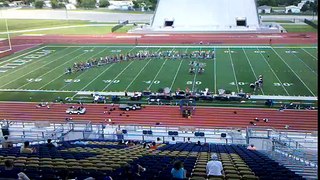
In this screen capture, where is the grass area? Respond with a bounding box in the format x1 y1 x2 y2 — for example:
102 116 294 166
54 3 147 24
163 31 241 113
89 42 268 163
0 19 100 33
17 7 154 14
313 20 318 25
271 7 286 10
0 45 317 103
0 22 133 39
72 8 154 14
12 25 133 35
282 24 318 32
262 20 294 23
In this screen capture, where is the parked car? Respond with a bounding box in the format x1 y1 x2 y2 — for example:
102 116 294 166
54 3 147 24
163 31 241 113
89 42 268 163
66 107 86 114
119 103 141 111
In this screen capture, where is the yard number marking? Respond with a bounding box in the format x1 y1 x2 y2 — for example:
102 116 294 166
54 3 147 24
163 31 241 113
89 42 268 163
64 79 81 83
274 82 293 87
285 50 298 54
103 80 120 84
187 81 202 85
27 78 42 82
229 82 248 86
144 80 160 84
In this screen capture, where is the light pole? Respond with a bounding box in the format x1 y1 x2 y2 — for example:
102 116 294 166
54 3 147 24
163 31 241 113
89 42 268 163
65 5 69 24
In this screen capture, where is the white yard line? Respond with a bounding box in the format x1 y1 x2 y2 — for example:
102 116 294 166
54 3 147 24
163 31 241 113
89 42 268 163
288 48 318 76
257 48 290 96
102 61 135 91
0 47 79 88
271 47 315 97
242 48 265 95
191 46 202 92
58 48 110 90
126 59 153 91
169 47 188 91
75 64 114 93
41 48 107 90
147 48 168 90
214 47 217 94
0 46 46 65
169 60 183 91
101 47 140 91
228 48 239 92
19 48 89 89
79 47 137 94
301 48 317 61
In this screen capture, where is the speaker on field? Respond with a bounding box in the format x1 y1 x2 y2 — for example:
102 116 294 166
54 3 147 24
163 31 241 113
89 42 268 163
1 127 9 136
221 133 226 138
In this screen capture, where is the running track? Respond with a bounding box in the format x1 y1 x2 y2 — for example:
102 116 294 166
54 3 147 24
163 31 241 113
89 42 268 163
0 103 317 132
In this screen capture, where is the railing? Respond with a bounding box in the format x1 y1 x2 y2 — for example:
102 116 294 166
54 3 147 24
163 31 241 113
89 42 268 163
81 131 247 145
111 20 129 32
247 126 318 168
304 19 318 29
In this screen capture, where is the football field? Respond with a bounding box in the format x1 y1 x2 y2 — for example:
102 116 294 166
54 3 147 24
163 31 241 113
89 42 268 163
0 44 317 100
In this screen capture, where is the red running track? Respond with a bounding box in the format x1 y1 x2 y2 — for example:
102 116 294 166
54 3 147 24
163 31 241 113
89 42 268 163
3 32 318 47
0 103 317 132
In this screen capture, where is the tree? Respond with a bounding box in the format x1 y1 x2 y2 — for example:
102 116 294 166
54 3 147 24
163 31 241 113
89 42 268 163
79 0 96 8
23 0 35 5
50 0 60 8
300 3 309 12
310 1 318 13
34 0 44 8
132 0 139 9
99 0 109 7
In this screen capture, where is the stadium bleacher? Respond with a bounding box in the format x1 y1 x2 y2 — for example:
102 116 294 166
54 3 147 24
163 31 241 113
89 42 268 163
0 139 308 180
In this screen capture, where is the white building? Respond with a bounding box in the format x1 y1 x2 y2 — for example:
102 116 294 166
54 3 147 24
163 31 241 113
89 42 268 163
258 5 272 14
65 3 76 9
285 5 301 13
150 0 262 32
44 0 52 8
68 0 77 5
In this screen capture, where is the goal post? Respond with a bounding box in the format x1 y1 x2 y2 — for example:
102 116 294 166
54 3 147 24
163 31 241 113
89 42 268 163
0 8 13 58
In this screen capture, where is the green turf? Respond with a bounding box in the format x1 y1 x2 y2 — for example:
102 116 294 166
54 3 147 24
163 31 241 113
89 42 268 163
9 25 133 35
0 19 98 33
262 20 294 23
0 19 131 39
282 24 317 32
0 45 317 102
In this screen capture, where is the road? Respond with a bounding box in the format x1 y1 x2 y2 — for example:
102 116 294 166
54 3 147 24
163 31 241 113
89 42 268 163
0 9 317 23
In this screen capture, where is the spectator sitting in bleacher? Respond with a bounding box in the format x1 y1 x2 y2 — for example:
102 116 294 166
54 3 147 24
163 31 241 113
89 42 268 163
20 141 36 154
171 160 187 179
3 160 30 180
156 137 162 144
247 144 257 150
46 139 56 149
206 153 224 177
2 136 13 148
149 142 158 150
187 137 192 143
169 137 177 144
119 163 145 180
